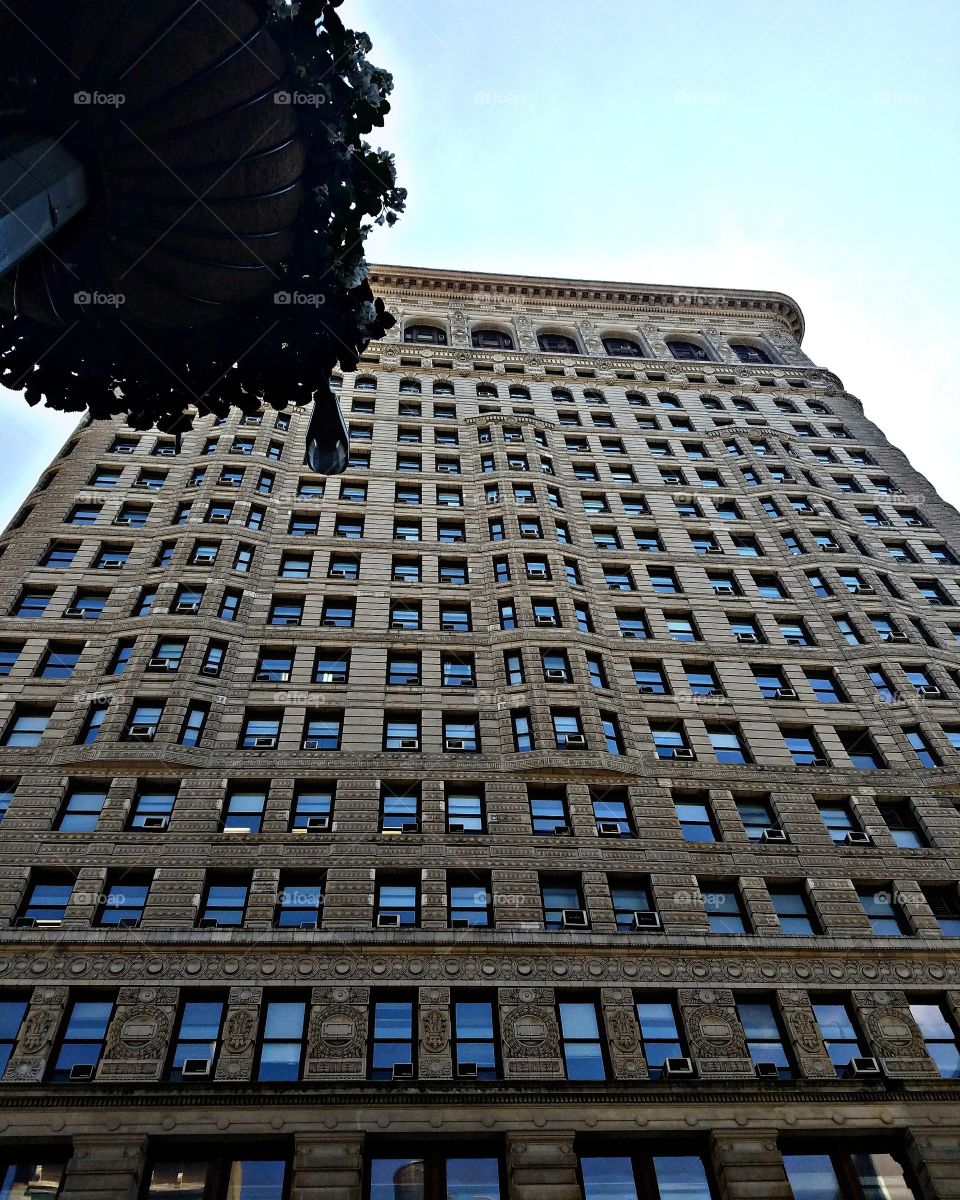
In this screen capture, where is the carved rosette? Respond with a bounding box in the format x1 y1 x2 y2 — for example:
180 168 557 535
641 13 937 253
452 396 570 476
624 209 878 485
2 985 68 1084
679 989 753 1079
305 986 368 1079
419 986 452 1080
499 988 563 1079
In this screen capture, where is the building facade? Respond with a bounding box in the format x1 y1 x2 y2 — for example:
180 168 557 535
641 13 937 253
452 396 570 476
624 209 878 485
0 264 958 1199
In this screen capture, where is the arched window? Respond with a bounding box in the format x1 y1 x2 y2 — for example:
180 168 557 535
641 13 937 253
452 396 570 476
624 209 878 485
354 376 377 391
477 383 499 399
509 386 531 402
730 342 772 365
551 388 573 403
471 329 514 350
399 379 421 395
432 381 455 396
666 339 709 362
538 333 580 354
583 390 605 405
404 323 447 345
603 336 644 358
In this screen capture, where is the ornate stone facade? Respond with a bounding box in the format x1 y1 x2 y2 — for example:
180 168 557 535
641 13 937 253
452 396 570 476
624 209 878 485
0 265 957 1198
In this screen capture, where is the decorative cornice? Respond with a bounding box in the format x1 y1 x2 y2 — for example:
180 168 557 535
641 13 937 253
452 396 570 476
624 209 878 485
369 263 806 341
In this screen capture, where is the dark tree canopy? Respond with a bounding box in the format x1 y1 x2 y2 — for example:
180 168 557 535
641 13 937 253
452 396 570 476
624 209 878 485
0 0 405 461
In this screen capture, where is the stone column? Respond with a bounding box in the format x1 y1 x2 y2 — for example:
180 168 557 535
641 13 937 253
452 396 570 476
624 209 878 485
291 1133 364 1200
59 1135 147 1200
710 1129 792 1200
506 1131 580 1200
906 1130 960 1200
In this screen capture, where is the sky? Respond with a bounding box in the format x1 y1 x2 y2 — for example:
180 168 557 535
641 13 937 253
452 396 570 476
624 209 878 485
1 0 957 524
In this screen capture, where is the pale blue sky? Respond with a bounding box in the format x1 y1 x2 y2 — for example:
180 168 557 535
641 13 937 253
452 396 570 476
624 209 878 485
1 0 957 524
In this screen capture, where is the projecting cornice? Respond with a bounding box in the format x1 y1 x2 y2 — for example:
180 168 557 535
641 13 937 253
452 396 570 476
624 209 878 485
369 263 806 341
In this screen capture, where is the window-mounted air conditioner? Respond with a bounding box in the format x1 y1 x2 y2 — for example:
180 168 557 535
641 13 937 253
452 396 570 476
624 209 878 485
561 909 589 929
632 911 662 931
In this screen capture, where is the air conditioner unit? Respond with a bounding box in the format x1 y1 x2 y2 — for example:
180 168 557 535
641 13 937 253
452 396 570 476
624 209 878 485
597 821 622 837
148 657 177 671
64 605 92 618
441 621 461 631
399 822 418 834
784 635 804 646
849 1056 881 1078
392 1062 414 1080
632 911 662 930
535 615 556 626
318 672 347 684
705 546 724 554
322 618 345 627
714 584 735 596
303 739 327 751
142 815 169 831
805 757 828 767
736 632 758 643
398 738 420 750
175 601 200 614
271 616 301 626
256 670 288 682
200 664 221 677
250 736 277 749
671 747 695 761
755 1061 781 1079
456 1061 479 1078
445 738 468 751
329 567 354 578
842 830 872 846
127 724 157 740
286 918 319 930
223 826 251 834
377 913 401 928
882 632 908 643
636 684 659 695
917 685 942 698
760 827 789 844
552 825 571 837
774 687 797 700
850 585 875 594
209 513 229 524
115 917 141 929
561 733 586 747
113 516 134 525
663 1057 695 1078
69 1063 96 1082
527 567 548 579
305 816 330 832
822 543 841 552
181 1058 213 1078
450 918 473 930
97 562 123 571
198 918 221 929
192 552 217 564
561 909 589 928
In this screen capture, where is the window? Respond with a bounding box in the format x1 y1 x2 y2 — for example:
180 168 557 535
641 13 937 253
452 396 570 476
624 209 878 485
41 541 79 568
651 723 693 761
67 503 101 525
0 643 21 677
446 784 485 834
440 603 471 632
222 786 267 833
56 782 108 832
96 875 150 927
448 872 492 928
511 708 534 751
0 778 17 824
666 613 699 642
389 600 419 631
635 996 687 1080
552 709 585 749
4 706 52 747
314 649 350 685
858 885 908 935
276 877 324 930
541 875 586 932
610 877 656 933
443 713 479 752
12 590 52 618
783 728 826 767
239 710 280 750
909 1000 959 1079
37 642 84 679
18 874 73 925
380 782 420 832
49 996 113 1082
328 554 359 581
838 727 885 769
442 653 475 688
77 702 109 744
805 670 845 704
736 999 793 1078
538 332 579 353
0 993 28 1075
218 589 242 621
255 997 308 1083
129 784 177 831
303 711 342 750
529 785 570 836
770 886 820 935
667 338 709 361
591 787 633 837
877 800 927 849
783 1147 923 1200
586 653 608 689
405 323 446 344
904 726 940 768
701 882 749 933
167 996 225 1081
674 793 716 842
323 598 355 628
558 997 606 1080
375 875 418 928
601 712 625 754
707 724 750 764
617 609 649 639
198 876 248 929
812 1000 866 1076
289 783 334 832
